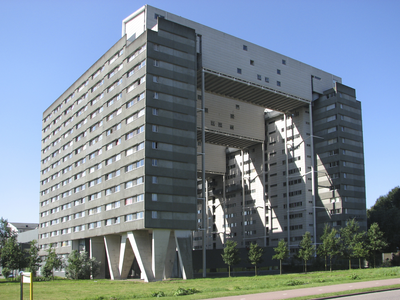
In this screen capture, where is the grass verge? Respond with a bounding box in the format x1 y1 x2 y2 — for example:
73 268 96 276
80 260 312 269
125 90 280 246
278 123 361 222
0 267 399 299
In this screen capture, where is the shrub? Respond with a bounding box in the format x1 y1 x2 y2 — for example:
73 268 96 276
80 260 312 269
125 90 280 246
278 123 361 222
349 274 360 280
173 287 200 296
286 280 305 286
151 291 165 297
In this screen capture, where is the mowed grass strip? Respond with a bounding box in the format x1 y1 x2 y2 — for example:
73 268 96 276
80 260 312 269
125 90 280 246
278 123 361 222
1 267 400 300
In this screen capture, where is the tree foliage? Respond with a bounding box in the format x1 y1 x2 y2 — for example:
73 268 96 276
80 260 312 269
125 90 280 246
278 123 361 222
0 218 16 263
0 236 25 277
340 218 360 269
247 243 263 276
367 186 400 252
221 240 240 277
65 250 100 279
272 239 289 275
352 232 369 269
43 245 64 280
298 231 315 273
367 222 388 268
25 240 41 277
318 224 340 272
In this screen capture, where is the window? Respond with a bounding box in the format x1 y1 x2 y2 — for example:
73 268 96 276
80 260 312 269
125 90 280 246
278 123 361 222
237 68 242 74
153 60 159 67
250 60 254 66
211 121 215 126
218 122 222 128
152 108 158 115
236 105 240 110
152 211 158 219
243 45 247 51
152 142 158 149
282 59 286 65
327 115 337 122
152 159 158 166
257 74 261 80
153 76 159 83
277 81 281 87
230 125 234 130
154 92 159 99
152 176 158 184
277 69 281 75
327 103 336 111
265 77 269 83
152 125 158 132
152 194 157 201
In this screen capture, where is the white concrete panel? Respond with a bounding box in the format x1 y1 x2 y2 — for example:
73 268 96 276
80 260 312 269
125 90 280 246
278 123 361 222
128 231 154 282
119 233 135 279
174 230 193 280
152 230 171 281
104 235 121 280
163 231 176 279
124 9 145 41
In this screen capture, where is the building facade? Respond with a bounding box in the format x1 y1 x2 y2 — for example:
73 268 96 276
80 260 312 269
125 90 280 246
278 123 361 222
39 5 366 280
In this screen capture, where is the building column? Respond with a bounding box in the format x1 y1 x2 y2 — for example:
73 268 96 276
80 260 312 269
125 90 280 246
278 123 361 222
104 235 121 280
163 230 176 279
90 236 106 279
152 230 171 281
119 233 135 279
127 230 154 282
175 230 193 279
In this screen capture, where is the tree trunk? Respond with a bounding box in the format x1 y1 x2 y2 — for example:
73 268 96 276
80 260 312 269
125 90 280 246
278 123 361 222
304 260 307 274
349 259 351 270
373 252 376 268
228 265 231 277
280 260 282 275
330 255 332 272
359 258 361 269
255 265 257 276
325 255 327 271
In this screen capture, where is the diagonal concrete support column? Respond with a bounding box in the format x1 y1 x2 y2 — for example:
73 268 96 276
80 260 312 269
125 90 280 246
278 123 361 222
104 235 121 280
90 236 106 279
164 230 176 279
128 230 154 282
152 230 171 281
175 230 193 279
119 233 135 279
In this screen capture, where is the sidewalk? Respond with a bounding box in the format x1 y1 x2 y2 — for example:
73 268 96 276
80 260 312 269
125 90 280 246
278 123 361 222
203 278 400 300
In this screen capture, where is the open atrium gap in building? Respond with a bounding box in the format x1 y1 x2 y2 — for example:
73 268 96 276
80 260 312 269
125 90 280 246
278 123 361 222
39 4 366 280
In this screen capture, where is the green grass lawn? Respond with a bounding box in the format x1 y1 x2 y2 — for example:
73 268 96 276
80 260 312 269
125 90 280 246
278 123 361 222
1 267 400 300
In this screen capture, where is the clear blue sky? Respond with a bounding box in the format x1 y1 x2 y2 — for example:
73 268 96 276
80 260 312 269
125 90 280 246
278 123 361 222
1 0 399 223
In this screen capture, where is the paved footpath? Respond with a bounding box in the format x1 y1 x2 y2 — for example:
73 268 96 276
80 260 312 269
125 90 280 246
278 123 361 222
203 278 400 300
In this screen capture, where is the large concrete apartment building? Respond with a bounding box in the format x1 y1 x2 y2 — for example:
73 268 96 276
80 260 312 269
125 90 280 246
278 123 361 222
38 5 366 280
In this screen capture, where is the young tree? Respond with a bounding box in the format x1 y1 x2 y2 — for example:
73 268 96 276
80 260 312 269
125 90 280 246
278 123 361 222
0 236 25 279
221 240 240 277
272 239 289 275
43 245 63 280
318 224 341 272
318 224 331 271
367 222 388 268
298 231 315 274
0 218 16 263
248 243 263 276
353 232 369 269
25 240 41 277
340 218 360 269
65 250 100 279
